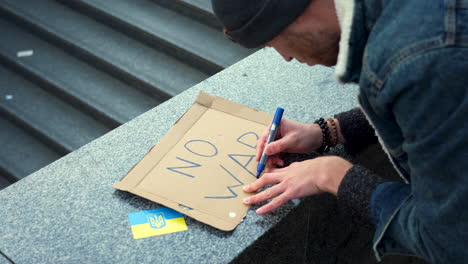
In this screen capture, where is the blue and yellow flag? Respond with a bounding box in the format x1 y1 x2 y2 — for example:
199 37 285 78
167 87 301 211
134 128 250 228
128 207 188 239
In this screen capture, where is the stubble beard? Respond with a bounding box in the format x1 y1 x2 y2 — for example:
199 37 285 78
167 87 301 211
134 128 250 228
288 29 340 66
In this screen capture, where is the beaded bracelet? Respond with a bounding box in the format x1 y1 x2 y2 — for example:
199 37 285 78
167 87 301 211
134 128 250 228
314 118 331 153
326 117 338 147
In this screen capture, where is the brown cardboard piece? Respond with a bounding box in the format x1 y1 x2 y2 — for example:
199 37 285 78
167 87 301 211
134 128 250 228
113 92 272 231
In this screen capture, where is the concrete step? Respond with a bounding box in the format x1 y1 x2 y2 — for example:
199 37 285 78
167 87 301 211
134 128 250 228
0 18 160 129
0 0 256 190
57 0 252 75
0 65 110 154
0 116 60 182
0 0 209 99
156 0 221 29
179 0 213 14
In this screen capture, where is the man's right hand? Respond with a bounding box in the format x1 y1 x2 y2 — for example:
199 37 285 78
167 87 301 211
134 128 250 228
255 118 323 167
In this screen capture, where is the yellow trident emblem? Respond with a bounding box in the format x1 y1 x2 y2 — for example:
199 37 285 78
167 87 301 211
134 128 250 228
147 213 166 229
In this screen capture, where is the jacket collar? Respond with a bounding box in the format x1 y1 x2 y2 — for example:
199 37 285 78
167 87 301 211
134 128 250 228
334 0 369 83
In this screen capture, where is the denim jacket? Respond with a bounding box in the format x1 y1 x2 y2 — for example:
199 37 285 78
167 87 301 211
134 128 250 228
334 0 468 262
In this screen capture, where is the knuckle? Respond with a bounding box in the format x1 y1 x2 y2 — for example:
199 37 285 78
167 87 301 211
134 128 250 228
290 134 299 145
250 182 260 191
273 196 286 207
253 191 270 204
257 177 268 185
272 141 281 151
249 195 259 204
282 191 293 201
251 181 265 191
262 188 272 199
262 174 273 182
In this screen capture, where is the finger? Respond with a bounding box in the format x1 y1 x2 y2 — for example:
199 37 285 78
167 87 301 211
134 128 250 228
278 159 285 167
243 184 284 205
255 130 269 161
243 172 283 193
255 193 289 215
265 166 288 174
266 156 283 167
265 137 289 156
268 155 284 167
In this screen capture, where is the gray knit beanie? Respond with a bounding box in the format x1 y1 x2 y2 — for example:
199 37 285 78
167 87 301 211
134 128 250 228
211 0 313 48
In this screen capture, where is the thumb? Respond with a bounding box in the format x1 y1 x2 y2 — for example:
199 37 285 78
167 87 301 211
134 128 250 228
265 137 289 155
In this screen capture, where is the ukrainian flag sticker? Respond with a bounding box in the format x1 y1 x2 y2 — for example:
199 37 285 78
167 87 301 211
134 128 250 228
128 207 188 239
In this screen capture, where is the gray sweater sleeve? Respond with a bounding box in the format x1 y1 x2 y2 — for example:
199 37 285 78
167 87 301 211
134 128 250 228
335 108 378 154
337 165 387 227
334 108 386 227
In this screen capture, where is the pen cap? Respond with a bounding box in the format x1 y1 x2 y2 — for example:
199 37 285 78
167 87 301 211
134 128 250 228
272 107 284 125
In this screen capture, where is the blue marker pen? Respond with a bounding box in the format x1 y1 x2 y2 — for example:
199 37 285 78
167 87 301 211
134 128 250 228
256 107 284 177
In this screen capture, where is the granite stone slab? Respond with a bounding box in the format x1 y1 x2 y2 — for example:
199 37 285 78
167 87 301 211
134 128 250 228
0 48 359 263
0 252 12 264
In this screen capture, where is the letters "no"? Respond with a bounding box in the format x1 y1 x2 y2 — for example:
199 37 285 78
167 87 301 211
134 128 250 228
184 140 218 157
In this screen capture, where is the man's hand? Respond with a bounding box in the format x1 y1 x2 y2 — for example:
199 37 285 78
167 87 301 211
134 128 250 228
255 118 323 167
243 156 353 214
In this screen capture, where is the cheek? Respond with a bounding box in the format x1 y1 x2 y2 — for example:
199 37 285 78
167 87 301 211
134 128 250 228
301 35 338 64
283 36 314 60
290 42 313 61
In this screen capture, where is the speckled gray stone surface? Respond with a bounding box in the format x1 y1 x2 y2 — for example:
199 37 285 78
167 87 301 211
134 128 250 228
0 48 359 264
0 252 12 264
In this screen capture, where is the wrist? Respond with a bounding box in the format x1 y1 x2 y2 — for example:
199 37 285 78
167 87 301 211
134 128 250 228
307 123 323 151
334 118 346 144
318 156 353 195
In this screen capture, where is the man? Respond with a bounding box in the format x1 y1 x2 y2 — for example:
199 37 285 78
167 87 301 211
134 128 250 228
211 0 467 263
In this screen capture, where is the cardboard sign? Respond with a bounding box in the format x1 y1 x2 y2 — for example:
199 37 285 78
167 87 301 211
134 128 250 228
114 92 272 231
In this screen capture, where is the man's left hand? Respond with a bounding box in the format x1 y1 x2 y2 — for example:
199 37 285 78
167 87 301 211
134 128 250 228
243 156 353 214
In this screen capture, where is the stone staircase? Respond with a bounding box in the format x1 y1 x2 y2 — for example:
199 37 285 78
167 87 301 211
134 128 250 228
0 0 254 190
